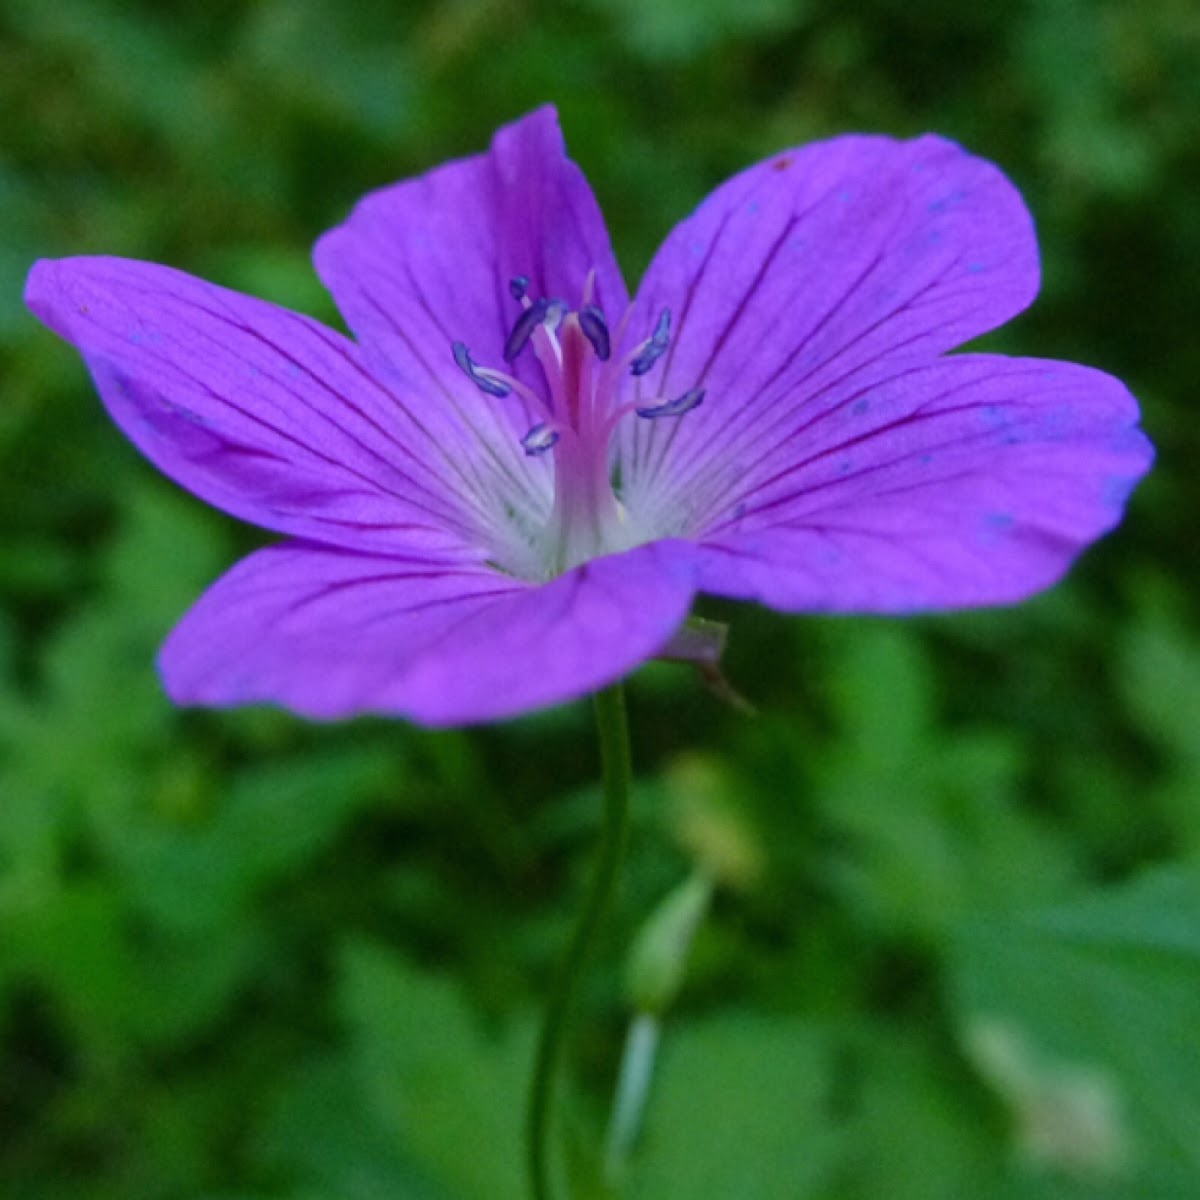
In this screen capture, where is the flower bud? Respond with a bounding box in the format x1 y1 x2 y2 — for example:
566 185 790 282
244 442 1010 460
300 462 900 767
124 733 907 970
667 755 764 892
963 1016 1131 1179
626 872 712 1015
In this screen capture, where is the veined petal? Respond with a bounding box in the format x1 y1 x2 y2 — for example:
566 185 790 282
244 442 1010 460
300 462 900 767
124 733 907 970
160 539 697 726
314 105 628 418
620 134 1039 529
25 256 488 557
692 355 1153 612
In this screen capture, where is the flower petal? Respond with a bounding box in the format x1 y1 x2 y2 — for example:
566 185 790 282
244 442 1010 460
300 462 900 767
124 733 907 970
314 106 628 414
620 134 1040 528
159 539 697 725
25 256 492 558
691 355 1153 612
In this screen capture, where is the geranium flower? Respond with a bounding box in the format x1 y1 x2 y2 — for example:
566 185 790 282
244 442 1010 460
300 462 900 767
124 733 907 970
25 107 1152 726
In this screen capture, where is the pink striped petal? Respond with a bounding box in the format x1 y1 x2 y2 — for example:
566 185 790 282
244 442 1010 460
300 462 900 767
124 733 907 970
619 133 1040 530
25 257 496 558
693 356 1152 612
159 539 696 726
314 106 628 424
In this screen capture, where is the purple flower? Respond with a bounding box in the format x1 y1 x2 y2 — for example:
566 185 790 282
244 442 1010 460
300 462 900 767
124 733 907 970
25 107 1152 726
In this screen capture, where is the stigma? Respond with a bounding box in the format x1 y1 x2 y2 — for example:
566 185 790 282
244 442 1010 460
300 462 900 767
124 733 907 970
450 274 703 576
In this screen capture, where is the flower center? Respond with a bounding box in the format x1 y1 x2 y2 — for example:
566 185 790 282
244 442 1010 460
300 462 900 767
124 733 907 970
452 273 703 578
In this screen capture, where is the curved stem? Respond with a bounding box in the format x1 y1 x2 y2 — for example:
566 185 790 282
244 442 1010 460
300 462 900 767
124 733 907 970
527 683 633 1200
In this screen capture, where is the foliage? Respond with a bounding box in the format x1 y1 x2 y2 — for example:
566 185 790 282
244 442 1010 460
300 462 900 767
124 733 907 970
2 0 1197 1195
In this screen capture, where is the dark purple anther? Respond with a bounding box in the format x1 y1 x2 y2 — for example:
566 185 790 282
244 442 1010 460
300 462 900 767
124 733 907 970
453 340 510 398
509 275 530 301
578 304 611 360
521 422 560 456
629 308 671 376
503 298 550 361
636 387 704 419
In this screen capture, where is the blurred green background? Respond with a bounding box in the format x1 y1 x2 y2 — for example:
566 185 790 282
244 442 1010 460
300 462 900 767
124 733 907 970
2 0 1198 1197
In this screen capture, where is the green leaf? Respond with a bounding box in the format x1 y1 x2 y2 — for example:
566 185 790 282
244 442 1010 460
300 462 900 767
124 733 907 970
628 1015 841 1199
1119 605 1200 854
950 867 1200 1194
816 625 1074 941
257 1056 448 1200
583 0 808 62
338 940 532 1200
838 1031 995 1200
0 884 136 1054
122 744 400 933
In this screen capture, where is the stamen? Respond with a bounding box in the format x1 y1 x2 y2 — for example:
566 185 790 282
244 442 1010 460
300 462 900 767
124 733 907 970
543 299 569 334
637 387 704 419
453 340 511 398
449 278 706 577
629 308 671 377
578 304 611 361
521 422 560 456
504 298 550 362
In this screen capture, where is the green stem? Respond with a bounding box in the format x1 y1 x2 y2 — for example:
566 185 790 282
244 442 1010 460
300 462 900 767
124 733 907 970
527 683 633 1200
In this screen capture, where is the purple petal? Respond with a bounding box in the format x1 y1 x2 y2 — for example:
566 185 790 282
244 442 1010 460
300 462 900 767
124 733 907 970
314 106 629 413
691 355 1153 612
159 539 697 726
620 134 1040 522
25 256 498 557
